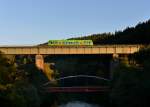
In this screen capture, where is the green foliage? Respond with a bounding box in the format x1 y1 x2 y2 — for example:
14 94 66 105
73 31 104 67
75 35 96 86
132 46 150 65
0 54 16 85
0 53 41 107
70 19 150 44
111 47 150 107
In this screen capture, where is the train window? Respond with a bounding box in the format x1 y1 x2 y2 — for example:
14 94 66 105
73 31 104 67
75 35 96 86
64 42 67 45
49 41 54 44
55 41 58 44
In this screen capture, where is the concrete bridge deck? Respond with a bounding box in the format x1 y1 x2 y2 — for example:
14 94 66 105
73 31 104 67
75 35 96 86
0 45 143 55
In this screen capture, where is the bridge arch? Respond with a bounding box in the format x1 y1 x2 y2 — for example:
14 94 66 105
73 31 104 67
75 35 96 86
43 75 110 86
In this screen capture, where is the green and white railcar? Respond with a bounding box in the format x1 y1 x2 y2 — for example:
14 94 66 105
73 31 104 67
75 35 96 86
48 40 93 46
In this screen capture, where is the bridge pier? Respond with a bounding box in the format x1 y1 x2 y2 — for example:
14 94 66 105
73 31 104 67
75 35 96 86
119 54 130 65
110 54 130 79
112 54 119 61
35 55 55 80
110 54 119 79
112 54 130 64
35 54 44 70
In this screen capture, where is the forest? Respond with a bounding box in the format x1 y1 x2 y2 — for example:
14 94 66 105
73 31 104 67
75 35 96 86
111 46 150 107
70 19 150 44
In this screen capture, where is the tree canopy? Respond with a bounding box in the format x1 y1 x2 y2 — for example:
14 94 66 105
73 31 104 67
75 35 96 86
70 19 150 44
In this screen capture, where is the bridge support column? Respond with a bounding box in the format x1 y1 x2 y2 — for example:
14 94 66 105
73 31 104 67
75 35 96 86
119 54 129 65
110 54 119 79
113 53 119 60
35 54 44 70
112 53 119 69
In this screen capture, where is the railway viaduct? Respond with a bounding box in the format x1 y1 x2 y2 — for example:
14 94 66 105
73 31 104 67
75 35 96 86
0 45 143 70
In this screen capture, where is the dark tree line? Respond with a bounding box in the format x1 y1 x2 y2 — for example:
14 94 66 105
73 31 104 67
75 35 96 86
70 19 150 44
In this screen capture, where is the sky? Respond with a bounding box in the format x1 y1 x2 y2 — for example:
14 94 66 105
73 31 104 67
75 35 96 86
0 0 150 45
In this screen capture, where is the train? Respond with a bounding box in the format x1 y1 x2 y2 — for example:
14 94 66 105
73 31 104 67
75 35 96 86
48 40 93 46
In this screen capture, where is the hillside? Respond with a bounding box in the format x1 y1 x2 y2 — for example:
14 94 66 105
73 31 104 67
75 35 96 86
70 19 150 44
40 19 150 46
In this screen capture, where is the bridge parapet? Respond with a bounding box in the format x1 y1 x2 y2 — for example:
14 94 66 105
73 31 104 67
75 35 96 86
0 45 143 55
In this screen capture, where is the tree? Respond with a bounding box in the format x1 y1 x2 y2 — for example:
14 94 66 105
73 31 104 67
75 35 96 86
111 47 150 107
0 52 41 107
